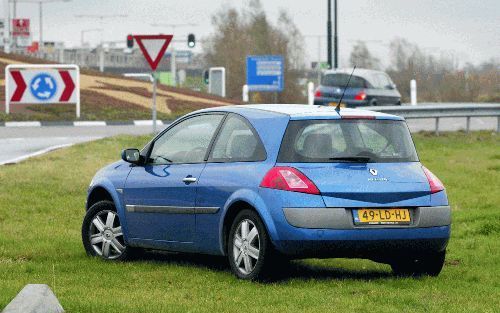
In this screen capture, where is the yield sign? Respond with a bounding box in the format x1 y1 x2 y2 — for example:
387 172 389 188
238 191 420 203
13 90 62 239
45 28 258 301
134 35 173 71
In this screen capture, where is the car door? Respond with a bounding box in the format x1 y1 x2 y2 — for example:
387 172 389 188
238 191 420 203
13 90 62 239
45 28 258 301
194 114 268 254
123 113 225 246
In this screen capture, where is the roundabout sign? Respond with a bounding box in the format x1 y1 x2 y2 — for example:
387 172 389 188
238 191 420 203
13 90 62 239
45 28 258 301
5 64 80 118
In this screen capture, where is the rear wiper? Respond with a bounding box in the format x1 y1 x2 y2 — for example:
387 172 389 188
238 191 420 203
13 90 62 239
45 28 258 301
329 156 372 163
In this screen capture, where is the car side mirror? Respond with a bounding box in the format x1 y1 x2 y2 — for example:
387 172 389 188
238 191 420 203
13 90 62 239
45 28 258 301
387 83 396 90
121 148 141 164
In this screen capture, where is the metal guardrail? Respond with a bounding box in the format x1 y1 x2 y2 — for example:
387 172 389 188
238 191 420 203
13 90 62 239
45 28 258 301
361 103 500 134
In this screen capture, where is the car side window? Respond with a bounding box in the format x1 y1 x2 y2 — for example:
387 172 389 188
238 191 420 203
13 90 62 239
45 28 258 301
149 114 224 164
209 114 266 162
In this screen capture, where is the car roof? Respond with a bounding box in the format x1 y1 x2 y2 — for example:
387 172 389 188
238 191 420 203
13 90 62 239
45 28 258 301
322 68 385 77
199 104 403 121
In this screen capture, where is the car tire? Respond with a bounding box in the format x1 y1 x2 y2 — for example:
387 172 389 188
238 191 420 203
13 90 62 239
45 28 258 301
227 209 278 280
369 99 378 106
391 251 446 277
82 200 131 261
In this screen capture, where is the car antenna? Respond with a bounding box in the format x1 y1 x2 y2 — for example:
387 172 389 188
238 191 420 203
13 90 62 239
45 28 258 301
335 66 356 113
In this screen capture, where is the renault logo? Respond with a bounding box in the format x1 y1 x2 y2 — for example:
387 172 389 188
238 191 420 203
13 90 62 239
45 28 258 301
369 168 378 176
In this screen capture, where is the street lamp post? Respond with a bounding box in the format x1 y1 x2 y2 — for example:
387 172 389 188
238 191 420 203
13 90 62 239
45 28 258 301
74 14 127 72
8 0 71 52
150 23 197 87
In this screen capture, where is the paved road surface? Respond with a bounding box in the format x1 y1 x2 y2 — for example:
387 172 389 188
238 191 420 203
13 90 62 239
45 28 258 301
0 117 497 165
0 125 156 165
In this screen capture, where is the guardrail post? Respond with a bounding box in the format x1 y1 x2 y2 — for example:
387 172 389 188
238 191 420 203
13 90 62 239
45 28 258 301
435 117 440 136
497 116 500 133
466 116 471 134
307 82 314 105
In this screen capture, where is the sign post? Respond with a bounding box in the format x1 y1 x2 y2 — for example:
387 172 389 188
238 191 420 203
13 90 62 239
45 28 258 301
133 34 173 133
246 55 284 103
5 64 80 117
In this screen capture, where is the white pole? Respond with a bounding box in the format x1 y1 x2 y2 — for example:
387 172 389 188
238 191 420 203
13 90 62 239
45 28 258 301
99 45 104 72
76 65 80 118
152 71 157 133
307 82 315 105
171 44 176 86
242 84 249 102
410 79 417 106
39 1 43 48
4 0 11 53
5 65 9 114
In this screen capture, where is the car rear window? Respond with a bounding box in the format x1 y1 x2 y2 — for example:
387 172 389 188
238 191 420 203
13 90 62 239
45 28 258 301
321 73 367 88
278 119 419 163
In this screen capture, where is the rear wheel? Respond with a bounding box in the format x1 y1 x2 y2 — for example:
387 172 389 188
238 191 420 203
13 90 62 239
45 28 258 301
228 210 277 280
391 251 446 277
82 200 130 260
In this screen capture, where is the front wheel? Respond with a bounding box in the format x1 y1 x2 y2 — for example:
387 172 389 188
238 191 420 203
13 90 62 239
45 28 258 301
82 200 130 260
391 251 446 277
228 210 277 280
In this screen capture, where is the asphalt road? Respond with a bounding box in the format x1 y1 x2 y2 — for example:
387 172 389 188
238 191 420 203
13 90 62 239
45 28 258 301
0 116 497 165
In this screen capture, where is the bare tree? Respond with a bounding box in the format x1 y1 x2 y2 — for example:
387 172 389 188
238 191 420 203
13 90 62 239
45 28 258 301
349 41 380 69
203 0 305 103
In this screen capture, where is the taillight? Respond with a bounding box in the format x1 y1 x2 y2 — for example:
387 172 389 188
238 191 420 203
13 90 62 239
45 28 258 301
422 166 445 194
314 89 322 98
260 166 320 195
354 90 366 100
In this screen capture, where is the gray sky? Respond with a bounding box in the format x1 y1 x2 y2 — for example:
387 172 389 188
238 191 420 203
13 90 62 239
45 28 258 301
3 0 499 67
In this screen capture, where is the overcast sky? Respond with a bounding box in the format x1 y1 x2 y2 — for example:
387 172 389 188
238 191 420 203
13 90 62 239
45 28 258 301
3 0 499 67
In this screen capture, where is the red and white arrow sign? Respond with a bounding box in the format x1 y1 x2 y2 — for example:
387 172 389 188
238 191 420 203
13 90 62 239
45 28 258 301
134 35 173 71
7 67 78 103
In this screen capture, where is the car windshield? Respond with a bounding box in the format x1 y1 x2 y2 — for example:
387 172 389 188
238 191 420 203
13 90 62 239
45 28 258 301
321 73 367 88
278 119 419 163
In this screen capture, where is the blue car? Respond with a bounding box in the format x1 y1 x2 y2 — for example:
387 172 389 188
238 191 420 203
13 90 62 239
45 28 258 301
82 104 450 280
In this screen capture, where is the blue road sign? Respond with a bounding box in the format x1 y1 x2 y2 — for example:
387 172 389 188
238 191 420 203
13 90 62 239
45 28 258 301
246 55 284 92
30 73 57 101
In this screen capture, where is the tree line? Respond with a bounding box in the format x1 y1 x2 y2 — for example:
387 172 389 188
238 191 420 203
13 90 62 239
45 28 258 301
204 1 498 104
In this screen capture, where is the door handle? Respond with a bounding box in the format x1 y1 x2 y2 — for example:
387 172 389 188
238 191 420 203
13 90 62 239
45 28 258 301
182 176 197 184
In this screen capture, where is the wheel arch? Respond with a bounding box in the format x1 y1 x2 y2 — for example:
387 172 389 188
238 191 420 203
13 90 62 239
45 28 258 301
86 186 114 210
219 190 278 255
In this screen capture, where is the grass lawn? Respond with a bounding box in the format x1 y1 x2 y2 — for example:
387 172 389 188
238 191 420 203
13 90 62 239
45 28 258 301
0 132 499 312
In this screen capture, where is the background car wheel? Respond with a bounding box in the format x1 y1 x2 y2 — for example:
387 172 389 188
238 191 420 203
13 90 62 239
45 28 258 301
369 99 378 106
228 209 277 280
391 251 446 277
82 200 130 260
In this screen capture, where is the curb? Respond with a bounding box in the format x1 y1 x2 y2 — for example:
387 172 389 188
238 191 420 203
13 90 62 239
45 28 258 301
0 120 172 127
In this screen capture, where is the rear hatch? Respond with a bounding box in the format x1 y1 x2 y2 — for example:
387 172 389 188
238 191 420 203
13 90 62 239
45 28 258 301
277 118 431 207
290 162 430 207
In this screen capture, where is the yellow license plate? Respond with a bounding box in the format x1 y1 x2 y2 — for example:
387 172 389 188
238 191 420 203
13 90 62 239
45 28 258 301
354 208 411 225
329 102 345 108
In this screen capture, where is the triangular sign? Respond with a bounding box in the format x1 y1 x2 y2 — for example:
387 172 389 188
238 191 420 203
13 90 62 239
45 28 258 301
134 35 173 71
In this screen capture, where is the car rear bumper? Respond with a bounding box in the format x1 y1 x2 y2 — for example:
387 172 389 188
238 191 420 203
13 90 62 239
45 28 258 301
282 206 451 229
273 206 451 258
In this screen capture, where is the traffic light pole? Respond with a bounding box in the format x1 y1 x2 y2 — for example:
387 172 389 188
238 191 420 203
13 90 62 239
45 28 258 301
327 0 332 69
334 0 338 69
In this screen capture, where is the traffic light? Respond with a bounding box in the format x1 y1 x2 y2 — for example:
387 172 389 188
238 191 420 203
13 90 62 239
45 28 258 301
187 33 195 48
127 34 134 48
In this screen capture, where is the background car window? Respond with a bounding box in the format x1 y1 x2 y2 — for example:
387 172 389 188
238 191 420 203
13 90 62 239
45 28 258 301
150 114 223 164
209 115 266 162
321 73 366 88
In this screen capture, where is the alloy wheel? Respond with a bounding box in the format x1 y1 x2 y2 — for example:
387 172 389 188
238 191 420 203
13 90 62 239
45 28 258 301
233 219 260 275
89 211 125 259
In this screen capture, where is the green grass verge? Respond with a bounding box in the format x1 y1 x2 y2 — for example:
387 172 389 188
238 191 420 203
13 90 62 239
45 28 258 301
0 132 499 312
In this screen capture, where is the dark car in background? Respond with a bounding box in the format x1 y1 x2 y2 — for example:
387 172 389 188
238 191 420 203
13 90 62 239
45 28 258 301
314 68 402 107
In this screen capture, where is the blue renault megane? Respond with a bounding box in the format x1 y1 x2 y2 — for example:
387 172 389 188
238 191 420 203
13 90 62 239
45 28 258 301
82 104 450 280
